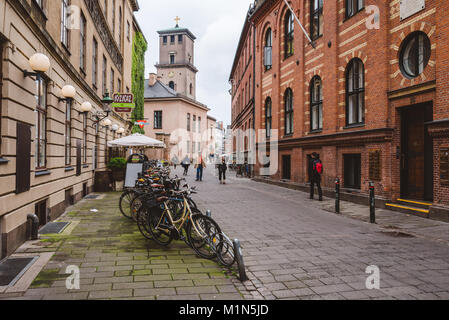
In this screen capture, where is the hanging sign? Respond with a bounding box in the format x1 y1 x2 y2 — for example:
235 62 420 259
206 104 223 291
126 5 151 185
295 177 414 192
135 120 150 129
112 93 135 113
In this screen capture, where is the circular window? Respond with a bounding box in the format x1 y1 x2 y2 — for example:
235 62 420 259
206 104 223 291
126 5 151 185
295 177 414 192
399 31 431 78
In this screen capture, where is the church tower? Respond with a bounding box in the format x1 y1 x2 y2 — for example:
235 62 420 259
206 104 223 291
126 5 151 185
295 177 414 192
156 17 198 100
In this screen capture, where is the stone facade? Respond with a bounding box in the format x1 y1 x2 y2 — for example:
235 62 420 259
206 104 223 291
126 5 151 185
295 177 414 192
230 0 449 217
0 0 144 258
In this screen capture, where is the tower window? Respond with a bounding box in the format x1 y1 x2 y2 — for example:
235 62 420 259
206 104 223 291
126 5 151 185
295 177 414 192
170 54 175 64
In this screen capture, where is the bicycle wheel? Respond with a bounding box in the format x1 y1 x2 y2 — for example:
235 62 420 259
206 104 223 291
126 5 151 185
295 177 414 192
147 207 173 246
130 194 145 222
187 214 222 260
216 236 236 268
136 206 152 240
119 190 136 219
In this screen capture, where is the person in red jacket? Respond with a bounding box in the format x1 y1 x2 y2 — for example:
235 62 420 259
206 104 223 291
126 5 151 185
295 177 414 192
310 152 323 201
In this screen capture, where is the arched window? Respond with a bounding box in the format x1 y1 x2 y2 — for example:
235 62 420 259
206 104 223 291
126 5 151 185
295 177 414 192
310 76 323 131
284 11 294 59
310 0 323 41
284 88 293 135
265 97 272 138
264 28 272 71
169 81 175 90
346 58 365 126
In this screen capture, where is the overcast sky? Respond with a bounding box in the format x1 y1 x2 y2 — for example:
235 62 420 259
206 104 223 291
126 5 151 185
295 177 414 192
134 0 254 126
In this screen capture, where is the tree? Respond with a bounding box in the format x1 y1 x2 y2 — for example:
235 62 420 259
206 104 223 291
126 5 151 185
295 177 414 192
131 32 147 134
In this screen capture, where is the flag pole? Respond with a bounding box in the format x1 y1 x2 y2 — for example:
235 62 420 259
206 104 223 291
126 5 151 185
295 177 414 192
282 0 316 48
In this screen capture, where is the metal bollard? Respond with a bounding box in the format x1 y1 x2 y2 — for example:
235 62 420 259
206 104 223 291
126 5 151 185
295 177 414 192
206 210 211 217
232 239 248 282
335 178 340 214
369 181 376 224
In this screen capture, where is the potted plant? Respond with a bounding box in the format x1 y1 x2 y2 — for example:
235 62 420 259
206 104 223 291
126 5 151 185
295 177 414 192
107 157 127 181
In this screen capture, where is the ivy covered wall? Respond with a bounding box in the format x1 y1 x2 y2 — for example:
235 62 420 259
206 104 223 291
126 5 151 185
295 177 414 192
131 32 148 134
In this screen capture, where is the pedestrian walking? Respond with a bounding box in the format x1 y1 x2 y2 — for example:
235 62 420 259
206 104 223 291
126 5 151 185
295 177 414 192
172 155 179 170
218 157 227 184
310 152 323 201
182 156 190 176
195 154 206 181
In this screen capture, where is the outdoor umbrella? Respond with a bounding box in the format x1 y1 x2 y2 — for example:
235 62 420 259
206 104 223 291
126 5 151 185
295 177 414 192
107 133 166 148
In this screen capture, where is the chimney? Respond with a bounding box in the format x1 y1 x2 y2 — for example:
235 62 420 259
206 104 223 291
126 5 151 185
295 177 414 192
149 73 157 86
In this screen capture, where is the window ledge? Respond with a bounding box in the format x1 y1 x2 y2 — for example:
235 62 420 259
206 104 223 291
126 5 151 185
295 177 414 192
344 123 365 129
35 170 51 177
309 129 323 134
83 164 89 168
65 166 75 172
0 157 9 165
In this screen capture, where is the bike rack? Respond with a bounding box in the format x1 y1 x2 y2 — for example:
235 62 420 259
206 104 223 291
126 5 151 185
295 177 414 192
207 209 248 282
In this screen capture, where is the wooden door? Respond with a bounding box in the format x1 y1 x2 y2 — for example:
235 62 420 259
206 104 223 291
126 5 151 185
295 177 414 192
282 155 291 180
402 107 426 199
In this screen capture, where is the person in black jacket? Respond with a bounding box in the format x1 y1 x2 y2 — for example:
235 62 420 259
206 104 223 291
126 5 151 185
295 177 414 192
310 152 323 201
218 157 227 184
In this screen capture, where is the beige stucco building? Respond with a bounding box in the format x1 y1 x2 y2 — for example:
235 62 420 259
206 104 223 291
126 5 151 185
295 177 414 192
144 23 212 163
0 0 144 258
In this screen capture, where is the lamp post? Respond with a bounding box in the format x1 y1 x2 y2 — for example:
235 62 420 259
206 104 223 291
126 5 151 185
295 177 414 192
23 53 50 79
59 85 76 103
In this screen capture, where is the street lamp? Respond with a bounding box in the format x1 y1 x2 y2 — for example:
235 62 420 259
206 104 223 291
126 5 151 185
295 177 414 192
92 89 114 124
23 53 50 79
79 101 93 114
59 85 76 103
111 124 119 132
103 118 112 127
117 127 125 134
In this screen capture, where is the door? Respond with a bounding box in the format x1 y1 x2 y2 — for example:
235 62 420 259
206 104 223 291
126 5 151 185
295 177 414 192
282 155 291 180
344 154 361 189
401 104 433 201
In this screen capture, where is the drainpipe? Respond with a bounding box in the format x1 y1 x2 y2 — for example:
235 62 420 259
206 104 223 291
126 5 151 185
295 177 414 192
27 214 39 240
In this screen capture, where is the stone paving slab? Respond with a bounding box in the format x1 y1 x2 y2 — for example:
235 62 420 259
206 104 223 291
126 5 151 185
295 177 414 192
0 191 242 300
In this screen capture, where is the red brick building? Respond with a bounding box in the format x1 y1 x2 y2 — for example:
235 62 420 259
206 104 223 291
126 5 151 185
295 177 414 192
230 11 255 172
230 0 449 220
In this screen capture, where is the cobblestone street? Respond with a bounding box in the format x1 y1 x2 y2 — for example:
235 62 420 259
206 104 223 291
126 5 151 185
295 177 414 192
1 166 449 300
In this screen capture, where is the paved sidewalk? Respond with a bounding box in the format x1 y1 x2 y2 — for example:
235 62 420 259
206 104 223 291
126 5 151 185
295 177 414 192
191 166 449 300
0 192 243 300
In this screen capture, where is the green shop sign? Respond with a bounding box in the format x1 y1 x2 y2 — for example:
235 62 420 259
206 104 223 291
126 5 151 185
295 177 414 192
112 93 135 112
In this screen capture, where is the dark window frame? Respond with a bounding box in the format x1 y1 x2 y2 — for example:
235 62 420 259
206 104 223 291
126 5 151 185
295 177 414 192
154 111 163 129
170 54 175 64
80 12 87 74
92 37 98 88
102 55 107 96
265 97 272 138
110 67 114 94
399 31 431 79
65 99 72 166
170 35 175 44
284 88 294 136
187 113 191 131
345 0 364 19
264 28 272 71
284 11 294 59
310 0 323 41
178 35 183 43
163 36 167 44
345 58 365 126
310 76 323 132
61 0 71 50
83 113 87 164
169 81 175 90
35 77 48 169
